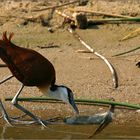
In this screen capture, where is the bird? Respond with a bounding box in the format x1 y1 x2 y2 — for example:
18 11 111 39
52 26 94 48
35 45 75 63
0 31 79 126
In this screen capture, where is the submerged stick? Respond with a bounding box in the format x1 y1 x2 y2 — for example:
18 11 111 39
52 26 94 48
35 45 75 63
68 28 118 88
113 46 140 57
5 97 140 110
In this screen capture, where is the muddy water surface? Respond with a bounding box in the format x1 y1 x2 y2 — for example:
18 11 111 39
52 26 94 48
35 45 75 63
0 124 139 139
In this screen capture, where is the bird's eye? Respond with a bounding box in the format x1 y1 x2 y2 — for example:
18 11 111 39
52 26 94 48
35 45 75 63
50 85 57 91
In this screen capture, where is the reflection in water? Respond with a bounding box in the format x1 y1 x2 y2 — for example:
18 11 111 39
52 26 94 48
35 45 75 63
0 124 140 139
1 124 7 139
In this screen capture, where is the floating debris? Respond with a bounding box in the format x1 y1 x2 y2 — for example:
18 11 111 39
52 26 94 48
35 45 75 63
69 8 132 18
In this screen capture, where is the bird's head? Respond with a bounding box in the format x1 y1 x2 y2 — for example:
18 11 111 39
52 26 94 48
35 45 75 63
48 85 79 115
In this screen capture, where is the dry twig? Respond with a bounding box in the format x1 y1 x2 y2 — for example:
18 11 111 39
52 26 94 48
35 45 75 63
113 45 140 57
121 27 140 41
55 10 74 21
68 28 118 88
69 8 132 18
75 49 91 53
32 0 80 12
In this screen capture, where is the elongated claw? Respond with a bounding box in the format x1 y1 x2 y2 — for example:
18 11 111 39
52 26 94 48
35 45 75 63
89 104 115 138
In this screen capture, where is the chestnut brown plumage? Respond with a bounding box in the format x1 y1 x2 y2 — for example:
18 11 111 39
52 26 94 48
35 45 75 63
0 31 79 126
0 31 55 87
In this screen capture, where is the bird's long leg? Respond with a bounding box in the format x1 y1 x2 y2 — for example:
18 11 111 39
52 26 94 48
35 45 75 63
0 75 14 85
11 84 47 127
0 100 12 126
0 75 13 124
89 105 115 138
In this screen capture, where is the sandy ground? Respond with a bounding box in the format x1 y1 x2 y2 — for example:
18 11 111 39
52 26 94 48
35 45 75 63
0 0 140 126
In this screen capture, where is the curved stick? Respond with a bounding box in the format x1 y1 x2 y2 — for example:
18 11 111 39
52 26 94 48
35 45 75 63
0 100 12 126
94 52 118 88
68 28 118 88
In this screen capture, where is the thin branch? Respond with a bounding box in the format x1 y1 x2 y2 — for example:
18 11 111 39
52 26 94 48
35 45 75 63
37 44 60 49
121 27 140 41
112 46 140 57
69 8 132 18
75 49 91 53
68 28 118 88
55 9 74 21
32 0 80 12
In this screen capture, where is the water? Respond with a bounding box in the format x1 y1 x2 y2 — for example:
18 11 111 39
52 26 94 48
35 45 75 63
0 124 139 139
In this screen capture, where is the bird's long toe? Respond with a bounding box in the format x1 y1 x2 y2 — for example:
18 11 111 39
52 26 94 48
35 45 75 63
1 115 12 126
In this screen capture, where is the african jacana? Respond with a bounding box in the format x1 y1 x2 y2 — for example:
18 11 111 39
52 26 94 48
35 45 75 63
0 31 79 126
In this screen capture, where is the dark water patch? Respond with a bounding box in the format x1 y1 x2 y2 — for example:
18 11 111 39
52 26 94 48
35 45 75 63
0 124 139 139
